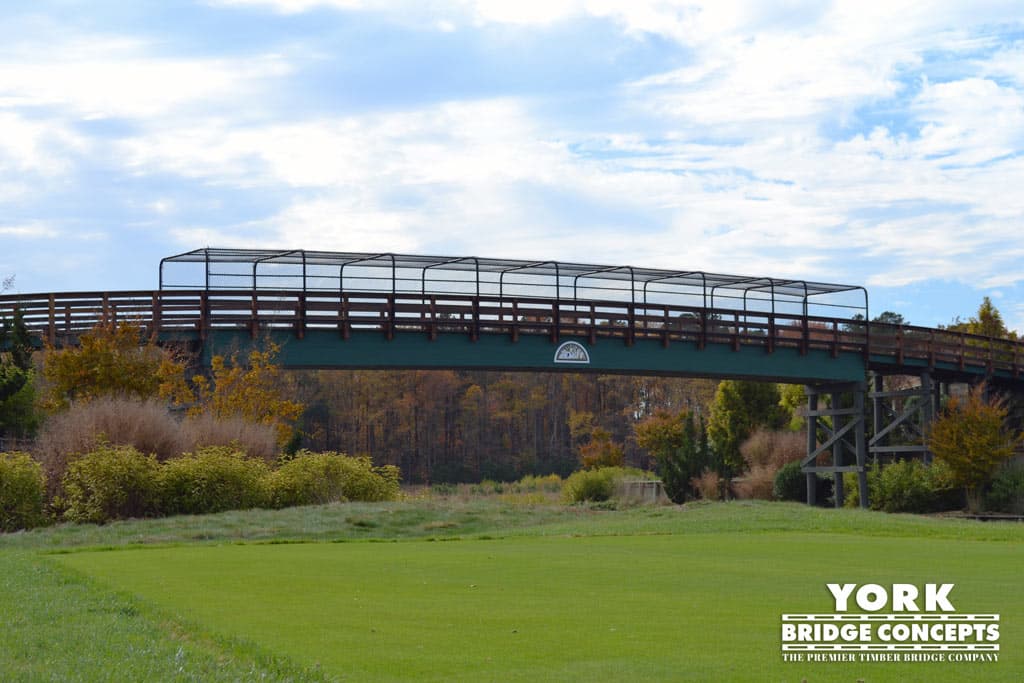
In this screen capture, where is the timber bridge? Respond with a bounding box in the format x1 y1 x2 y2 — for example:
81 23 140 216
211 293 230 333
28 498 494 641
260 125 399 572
3 248 1023 507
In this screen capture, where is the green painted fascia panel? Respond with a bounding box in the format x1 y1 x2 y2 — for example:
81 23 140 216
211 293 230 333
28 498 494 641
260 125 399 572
203 330 866 384
869 354 1020 382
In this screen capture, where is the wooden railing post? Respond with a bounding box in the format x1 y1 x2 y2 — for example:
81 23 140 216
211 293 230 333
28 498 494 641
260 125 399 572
198 292 209 341
340 295 350 340
47 294 56 346
511 299 519 343
800 314 809 355
386 294 395 341
662 306 670 348
151 291 162 339
551 301 560 343
626 304 635 347
429 295 437 341
471 297 480 342
250 290 259 337
588 302 597 345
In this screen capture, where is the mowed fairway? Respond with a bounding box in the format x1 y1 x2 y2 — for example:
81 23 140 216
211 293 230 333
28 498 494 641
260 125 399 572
57 530 1023 682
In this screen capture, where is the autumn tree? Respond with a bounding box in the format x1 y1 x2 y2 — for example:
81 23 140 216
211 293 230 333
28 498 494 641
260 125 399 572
190 343 303 446
929 384 1023 512
947 297 1018 340
707 380 785 478
41 322 191 410
635 409 710 502
578 427 624 469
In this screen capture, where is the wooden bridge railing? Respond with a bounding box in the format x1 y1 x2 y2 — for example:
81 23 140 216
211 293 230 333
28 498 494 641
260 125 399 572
1 289 1020 378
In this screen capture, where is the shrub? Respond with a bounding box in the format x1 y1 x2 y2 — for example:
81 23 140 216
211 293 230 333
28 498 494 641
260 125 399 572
62 445 161 524
874 459 935 513
34 398 184 488
984 463 1024 514
0 452 48 531
475 479 505 495
266 451 400 509
562 467 649 503
691 468 724 501
160 447 269 516
929 384 1022 512
179 413 278 462
773 461 805 502
733 464 776 500
844 459 961 513
842 462 880 510
431 482 457 497
509 473 562 494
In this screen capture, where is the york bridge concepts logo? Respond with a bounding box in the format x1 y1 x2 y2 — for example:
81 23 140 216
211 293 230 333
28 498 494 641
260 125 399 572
553 341 590 364
782 583 1000 664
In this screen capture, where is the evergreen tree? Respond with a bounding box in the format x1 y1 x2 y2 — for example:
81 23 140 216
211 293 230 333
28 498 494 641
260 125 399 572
0 308 37 438
635 409 711 502
707 380 784 478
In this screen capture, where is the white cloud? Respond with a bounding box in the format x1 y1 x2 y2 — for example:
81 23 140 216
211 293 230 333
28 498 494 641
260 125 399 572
911 78 1024 166
0 37 290 120
0 222 60 239
210 0 367 12
4 0 1021 312
0 112 86 175
122 74 1024 290
980 43 1024 87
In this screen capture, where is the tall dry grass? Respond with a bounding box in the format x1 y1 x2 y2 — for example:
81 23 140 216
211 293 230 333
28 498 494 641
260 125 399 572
734 428 806 500
34 398 183 487
179 413 277 462
33 398 280 488
691 468 723 501
739 428 804 470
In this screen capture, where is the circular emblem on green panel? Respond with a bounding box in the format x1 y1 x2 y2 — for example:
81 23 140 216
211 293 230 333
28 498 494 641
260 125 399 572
553 341 590 364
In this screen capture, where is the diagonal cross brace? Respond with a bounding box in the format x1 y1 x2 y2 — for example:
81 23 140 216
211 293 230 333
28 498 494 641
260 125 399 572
869 400 924 446
802 417 858 467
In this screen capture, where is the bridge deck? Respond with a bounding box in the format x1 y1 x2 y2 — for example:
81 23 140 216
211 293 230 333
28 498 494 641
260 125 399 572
2 289 1021 383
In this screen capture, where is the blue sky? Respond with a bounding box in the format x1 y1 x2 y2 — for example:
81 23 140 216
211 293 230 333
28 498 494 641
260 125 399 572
1 0 1022 331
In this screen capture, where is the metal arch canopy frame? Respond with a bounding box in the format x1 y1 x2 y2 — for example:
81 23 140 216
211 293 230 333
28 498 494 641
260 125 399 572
158 247 869 319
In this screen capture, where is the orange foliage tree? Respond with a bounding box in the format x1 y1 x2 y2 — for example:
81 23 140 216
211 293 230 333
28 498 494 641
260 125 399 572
578 427 624 469
928 384 1022 511
42 322 191 410
189 343 303 446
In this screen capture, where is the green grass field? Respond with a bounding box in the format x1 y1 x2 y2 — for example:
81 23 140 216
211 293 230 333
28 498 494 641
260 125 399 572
3 500 1024 681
